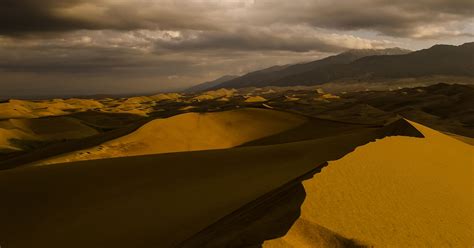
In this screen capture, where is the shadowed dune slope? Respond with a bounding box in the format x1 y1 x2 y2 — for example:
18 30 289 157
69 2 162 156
264 121 474 248
0 117 99 153
33 108 307 165
0 113 420 248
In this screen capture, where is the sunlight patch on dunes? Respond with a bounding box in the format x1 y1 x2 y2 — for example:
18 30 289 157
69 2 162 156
0 94 182 120
245 96 268 103
192 89 237 102
0 99 104 119
264 121 474 247
35 108 307 165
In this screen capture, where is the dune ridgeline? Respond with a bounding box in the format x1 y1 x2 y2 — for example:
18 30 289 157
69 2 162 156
264 121 473 248
32 108 307 165
0 107 436 248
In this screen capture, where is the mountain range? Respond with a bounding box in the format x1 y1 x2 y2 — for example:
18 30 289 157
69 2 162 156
188 42 473 91
185 75 238 93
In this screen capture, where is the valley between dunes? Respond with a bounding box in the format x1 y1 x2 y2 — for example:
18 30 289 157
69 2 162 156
0 107 472 248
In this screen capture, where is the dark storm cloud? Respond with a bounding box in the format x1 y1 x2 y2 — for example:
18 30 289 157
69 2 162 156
1 0 472 39
0 41 194 75
0 0 473 98
0 0 217 35
293 0 474 38
154 27 348 53
0 0 91 34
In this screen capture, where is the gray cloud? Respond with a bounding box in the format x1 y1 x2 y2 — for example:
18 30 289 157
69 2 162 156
153 26 392 53
0 0 473 98
1 0 472 38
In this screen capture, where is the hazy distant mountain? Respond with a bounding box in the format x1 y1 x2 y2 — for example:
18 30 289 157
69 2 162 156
211 48 411 89
211 43 473 89
185 75 238 92
277 42 474 86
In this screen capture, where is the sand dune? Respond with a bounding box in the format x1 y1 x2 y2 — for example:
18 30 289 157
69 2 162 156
0 99 104 119
192 89 237 101
114 93 183 116
0 110 419 248
0 117 99 154
446 132 474 145
124 93 181 104
0 93 181 121
245 96 268 103
264 121 474 247
33 108 307 165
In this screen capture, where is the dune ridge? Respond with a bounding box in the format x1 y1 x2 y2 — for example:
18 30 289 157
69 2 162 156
0 109 421 248
264 121 474 247
33 108 307 165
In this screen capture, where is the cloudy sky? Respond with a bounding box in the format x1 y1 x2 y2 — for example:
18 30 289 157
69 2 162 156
1 0 473 98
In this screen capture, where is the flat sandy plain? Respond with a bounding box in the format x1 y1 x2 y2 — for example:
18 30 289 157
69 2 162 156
0 84 472 247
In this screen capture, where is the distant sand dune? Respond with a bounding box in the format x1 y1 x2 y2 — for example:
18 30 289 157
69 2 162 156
0 117 99 153
245 96 268 103
33 108 307 165
0 99 104 119
264 121 474 247
192 89 236 101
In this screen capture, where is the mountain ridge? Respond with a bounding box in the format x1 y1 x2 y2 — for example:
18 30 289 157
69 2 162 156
208 47 411 89
205 42 473 90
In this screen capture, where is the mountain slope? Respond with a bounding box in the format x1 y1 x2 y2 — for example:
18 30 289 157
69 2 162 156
214 43 473 89
212 48 411 89
280 42 474 85
185 75 238 92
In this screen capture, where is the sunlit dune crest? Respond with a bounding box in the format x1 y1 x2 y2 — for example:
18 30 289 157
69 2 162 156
264 121 474 247
0 109 422 248
0 93 183 121
245 95 268 103
33 108 307 165
192 89 237 102
0 99 104 119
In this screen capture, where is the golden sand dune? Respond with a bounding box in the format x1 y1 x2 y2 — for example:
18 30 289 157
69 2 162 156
446 132 474 145
0 99 104 119
0 117 99 153
123 93 182 105
0 94 181 120
264 121 474 247
34 108 307 165
0 110 418 248
245 96 268 103
150 92 182 101
104 93 182 116
321 93 340 99
192 88 237 102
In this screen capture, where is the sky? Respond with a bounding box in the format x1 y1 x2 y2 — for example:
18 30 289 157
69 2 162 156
1 0 473 98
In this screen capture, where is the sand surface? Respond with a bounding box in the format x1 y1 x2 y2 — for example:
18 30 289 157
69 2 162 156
264 121 474 247
245 96 268 103
33 108 307 165
0 109 418 248
0 117 99 153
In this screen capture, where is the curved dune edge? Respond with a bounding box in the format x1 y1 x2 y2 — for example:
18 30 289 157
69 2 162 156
0 117 420 248
263 121 474 247
32 108 307 166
